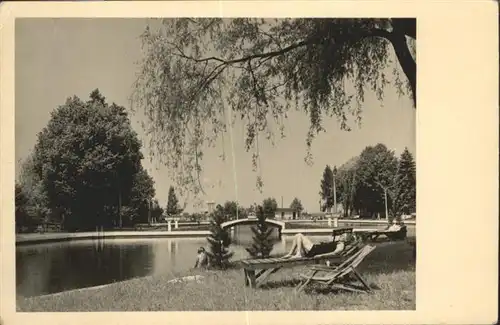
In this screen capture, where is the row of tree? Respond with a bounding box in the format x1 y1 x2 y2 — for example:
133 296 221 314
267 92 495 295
14 88 302 233
15 90 184 233
319 144 416 220
207 196 304 221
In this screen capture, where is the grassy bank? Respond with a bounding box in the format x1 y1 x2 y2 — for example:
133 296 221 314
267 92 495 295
17 241 415 311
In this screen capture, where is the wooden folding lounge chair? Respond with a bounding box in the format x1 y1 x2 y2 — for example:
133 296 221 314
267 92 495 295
239 238 363 289
357 225 407 242
295 244 376 293
385 225 407 240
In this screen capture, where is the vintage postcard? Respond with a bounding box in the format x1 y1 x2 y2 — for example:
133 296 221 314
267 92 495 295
0 1 497 325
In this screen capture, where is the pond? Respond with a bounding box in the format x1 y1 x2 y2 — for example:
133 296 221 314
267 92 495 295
16 225 331 297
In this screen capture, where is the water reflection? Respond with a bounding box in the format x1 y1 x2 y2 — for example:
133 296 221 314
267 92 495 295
230 224 281 245
16 225 329 298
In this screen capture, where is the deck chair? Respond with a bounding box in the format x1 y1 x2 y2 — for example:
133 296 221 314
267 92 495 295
385 225 407 240
295 244 376 293
358 225 407 242
239 239 364 289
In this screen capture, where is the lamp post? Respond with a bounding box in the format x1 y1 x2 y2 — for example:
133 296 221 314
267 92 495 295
376 181 392 223
145 198 151 225
332 166 337 215
384 188 389 222
149 199 152 224
118 188 122 228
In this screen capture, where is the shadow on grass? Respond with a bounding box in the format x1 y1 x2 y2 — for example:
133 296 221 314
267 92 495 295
305 283 381 296
253 241 415 291
358 241 415 274
259 279 302 290
258 274 383 292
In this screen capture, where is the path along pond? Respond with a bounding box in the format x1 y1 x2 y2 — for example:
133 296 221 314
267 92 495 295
16 223 415 297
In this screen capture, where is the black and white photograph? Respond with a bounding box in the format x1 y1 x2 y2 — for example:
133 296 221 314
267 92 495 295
13 17 417 312
0 1 497 323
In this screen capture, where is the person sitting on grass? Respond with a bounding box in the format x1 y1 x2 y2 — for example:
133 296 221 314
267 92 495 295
194 247 210 268
282 232 354 259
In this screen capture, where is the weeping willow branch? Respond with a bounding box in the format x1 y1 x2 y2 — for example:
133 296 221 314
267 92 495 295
131 18 416 198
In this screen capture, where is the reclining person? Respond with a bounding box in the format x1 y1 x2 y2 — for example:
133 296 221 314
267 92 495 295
385 220 404 232
282 232 354 259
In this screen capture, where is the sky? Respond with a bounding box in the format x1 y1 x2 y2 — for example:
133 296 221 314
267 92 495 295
15 18 416 213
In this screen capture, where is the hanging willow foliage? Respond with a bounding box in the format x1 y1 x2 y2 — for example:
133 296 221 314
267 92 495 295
131 18 416 197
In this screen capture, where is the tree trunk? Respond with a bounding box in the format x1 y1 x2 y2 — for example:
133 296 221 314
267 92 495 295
384 189 389 222
388 32 416 106
118 189 122 228
148 199 151 225
333 178 337 214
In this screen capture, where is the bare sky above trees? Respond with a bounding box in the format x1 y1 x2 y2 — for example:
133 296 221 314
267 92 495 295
16 18 415 212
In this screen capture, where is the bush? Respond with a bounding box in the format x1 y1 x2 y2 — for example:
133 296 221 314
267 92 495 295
246 205 274 258
205 207 233 269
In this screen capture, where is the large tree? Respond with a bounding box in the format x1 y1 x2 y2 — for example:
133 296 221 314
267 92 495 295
16 154 51 227
391 147 416 218
132 18 416 194
356 143 398 219
336 156 360 217
262 197 278 218
166 186 181 217
31 89 150 231
289 197 304 214
223 200 245 220
128 168 156 225
319 165 334 211
151 199 165 223
15 184 31 232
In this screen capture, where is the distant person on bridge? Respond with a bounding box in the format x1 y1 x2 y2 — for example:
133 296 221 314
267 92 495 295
282 231 354 259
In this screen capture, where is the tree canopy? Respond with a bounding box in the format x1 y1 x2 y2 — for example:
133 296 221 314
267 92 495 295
222 200 247 219
289 197 304 213
28 89 155 231
391 148 416 217
319 165 334 211
356 144 398 218
331 143 415 220
262 197 278 218
335 156 359 217
166 186 182 216
131 18 416 194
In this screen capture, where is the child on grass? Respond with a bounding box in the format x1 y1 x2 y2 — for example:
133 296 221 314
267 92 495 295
194 247 210 268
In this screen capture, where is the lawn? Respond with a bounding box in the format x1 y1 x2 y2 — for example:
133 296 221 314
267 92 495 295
17 241 415 311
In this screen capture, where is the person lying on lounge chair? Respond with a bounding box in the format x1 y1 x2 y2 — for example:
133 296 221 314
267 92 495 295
386 220 403 232
282 232 353 259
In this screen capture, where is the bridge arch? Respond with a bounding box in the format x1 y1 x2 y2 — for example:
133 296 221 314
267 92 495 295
221 218 285 231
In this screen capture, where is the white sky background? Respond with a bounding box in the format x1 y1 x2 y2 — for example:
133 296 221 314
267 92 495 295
15 18 416 213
